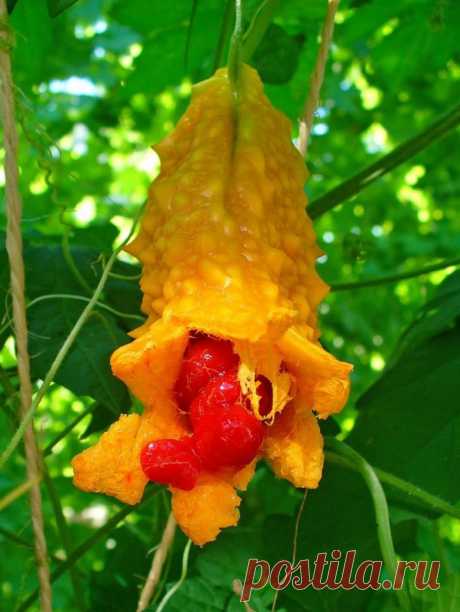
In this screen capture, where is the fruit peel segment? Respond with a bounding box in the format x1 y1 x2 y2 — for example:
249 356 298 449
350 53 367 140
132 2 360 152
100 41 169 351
263 397 324 489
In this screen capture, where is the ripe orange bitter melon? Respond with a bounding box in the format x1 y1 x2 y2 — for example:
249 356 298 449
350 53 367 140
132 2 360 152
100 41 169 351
72 65 352 546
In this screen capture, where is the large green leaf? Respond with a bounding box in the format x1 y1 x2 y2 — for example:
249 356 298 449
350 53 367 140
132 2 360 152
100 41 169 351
392 270 460 362
349 272 460 503
46 0 80 17
90 530 151 611
28 299 130 414
252 24 305 85
195 464 416 611
111 0 192 33
10 0 53 86
156 577 229 612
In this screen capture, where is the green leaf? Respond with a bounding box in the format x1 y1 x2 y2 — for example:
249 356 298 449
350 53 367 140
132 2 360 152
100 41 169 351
10 0 53 86
118 0 223 97
23 242 100 297
252 24 304 84
111 0 192 34
371 1 460 88
80 402 116 438
70 222 119 254
350 318 460 503
90 530 151 611
276 0 328 22
290 465 382 611
46 0 80 18
123 28 188 97
6 0 19 13
393 270 460 362
196 466 411 611
194 525 277 611
104 260 142 329
196 527 266 589
28 300 130 414
156 577 229 612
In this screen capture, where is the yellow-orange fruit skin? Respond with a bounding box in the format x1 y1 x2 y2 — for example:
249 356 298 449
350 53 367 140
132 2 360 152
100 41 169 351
72 65 352 545
129 66 324 343
171 476 241 547
263 398 324 489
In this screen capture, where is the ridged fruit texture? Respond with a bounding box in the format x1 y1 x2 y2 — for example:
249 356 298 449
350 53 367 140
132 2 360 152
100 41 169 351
72 65 352 546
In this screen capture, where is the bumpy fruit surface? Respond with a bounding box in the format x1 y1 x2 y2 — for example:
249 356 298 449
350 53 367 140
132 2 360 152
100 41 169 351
140 438 200 490
194 403 264 470
174 337 238 410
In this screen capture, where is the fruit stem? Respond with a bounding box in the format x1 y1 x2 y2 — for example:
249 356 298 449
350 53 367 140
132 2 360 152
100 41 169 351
228 0 243 99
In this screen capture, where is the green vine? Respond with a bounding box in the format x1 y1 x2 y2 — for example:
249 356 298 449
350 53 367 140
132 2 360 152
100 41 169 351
0 293 144 340
156 538 193 612
228 0 243 98
309 102 460 219
325 448 460 520
325 438 411 611
61 228 93 296
330 255 460 291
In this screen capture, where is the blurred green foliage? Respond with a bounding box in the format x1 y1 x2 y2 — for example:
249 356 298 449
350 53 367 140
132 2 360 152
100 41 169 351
1 0 460 610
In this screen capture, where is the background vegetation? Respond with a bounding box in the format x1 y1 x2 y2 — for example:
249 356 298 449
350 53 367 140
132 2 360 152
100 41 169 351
1 0 460 610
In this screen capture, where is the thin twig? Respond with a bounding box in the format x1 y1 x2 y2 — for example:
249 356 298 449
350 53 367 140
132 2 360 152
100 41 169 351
43 405 94 457
298 0 340 157
0 525 36 549
0 3 52 610
61 229 92 295
271 489 308 612
330 255 460 291
156 538 193 612
0 477 39 511
291 489 308 567
136 511 177 612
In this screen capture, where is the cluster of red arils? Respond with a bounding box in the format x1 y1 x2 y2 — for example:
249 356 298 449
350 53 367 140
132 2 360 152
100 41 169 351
140 335 272 490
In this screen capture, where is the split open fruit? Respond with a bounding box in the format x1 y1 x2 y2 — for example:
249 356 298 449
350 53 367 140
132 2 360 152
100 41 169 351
71 65 352 546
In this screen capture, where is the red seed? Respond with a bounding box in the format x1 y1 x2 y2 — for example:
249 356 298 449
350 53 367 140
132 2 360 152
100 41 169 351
140 438 201 490
194 403 265 470
189 369 242 428
190 371 273 427
174 336 239 411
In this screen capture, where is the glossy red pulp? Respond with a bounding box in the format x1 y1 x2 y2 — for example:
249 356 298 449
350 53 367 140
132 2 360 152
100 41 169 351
140 336 273 490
